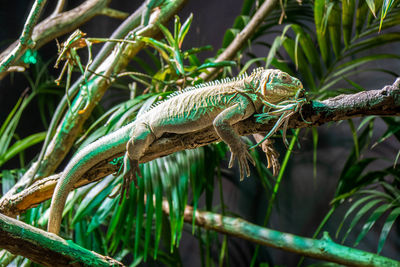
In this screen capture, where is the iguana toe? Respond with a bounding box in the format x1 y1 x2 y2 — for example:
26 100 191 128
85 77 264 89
228 143 255 181
119 159 141 203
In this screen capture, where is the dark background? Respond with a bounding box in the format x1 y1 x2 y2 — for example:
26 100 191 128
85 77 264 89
0 0 399 266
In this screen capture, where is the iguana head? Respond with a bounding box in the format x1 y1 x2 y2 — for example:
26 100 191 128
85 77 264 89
257 69 304 103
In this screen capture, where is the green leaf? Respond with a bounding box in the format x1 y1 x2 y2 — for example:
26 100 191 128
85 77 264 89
265 35 285 68
151 162 163 258
291 24 323 78
378 207 400 253
348 33 400 56
134 174 145 258
354 203 392 246
357 116 376 131
341 198 382 243
282 37 316 90
183 45 213 58
329 54 400 81
355 0 369 36
178 14 193 47
72 176 115 224
137 36 173 59
222 28 240 49
0 132 46 167
143 165 154 262
239 57 267 75
174 15 181 45
157 22 175 47
240 0 255 15
366 0 377 17
233 15 250 30
1 170 15 195
336 194 377 238
348 120 359 160
312 127 318 179
379 0 395 31
87 195 118 233
372 117 400 148
315 0 330 64
194 61 236 72
0 96 24 137
335 158 376 198
327 0 342 58
342 0 356 47
343 77 365 92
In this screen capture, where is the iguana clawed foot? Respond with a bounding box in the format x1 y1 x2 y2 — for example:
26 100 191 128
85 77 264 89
253 134 280 176
261 139 280 176
228 142 256 181
120 157 141 200
109 155 141 202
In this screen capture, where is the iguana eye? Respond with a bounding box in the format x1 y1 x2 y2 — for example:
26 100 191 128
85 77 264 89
281 74 290 83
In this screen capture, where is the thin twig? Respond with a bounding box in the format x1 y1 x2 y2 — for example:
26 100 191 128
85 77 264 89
199 0 279 81
0 0 47 73
51 0 66 17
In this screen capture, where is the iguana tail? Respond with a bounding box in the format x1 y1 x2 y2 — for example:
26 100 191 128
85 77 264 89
47 123 133 234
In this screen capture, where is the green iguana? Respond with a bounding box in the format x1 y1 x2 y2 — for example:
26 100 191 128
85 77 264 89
47 68 305 234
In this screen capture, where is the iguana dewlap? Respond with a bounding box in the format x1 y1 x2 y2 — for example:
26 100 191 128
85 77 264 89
48 68 303 234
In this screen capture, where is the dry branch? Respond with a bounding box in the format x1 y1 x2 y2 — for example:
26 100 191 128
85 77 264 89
0 0 128 79
0 213 123 266
0 0 47 73
1 79 399 216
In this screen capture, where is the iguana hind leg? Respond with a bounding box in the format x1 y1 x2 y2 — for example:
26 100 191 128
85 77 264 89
120 123 155 199
213 99 256 180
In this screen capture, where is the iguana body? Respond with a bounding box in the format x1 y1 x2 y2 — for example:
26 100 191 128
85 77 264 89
48 68 304 234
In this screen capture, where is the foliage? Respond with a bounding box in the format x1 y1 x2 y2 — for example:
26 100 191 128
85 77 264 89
1 0 400 266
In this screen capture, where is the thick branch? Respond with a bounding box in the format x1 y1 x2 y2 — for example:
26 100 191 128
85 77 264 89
167 201 399 266
0 214 123 266
1 80 400 216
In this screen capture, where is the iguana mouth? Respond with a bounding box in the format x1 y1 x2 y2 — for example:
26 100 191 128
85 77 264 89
270 85 302 97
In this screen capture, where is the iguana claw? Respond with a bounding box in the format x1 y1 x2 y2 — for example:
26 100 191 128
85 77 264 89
228 142 256 181
261 139 280 176
120 158 141 201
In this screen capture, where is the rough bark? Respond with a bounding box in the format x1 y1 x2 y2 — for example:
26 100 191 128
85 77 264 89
0 213 123 266
1 79 399 216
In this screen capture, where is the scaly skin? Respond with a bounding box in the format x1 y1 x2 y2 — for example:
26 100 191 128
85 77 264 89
48 68 303 234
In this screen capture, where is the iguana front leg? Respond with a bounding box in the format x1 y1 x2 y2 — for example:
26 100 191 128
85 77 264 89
121 122 155 198
213 98 256 180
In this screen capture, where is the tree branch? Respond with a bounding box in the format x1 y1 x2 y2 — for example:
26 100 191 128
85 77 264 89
0 0 129 79
1 79 399 216
0 0 186 203
0 213 123 266
166 201 399 267
199 0 279 81
0 0 47 73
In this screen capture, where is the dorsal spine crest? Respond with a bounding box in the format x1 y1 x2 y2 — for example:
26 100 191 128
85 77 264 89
146 68 265 111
